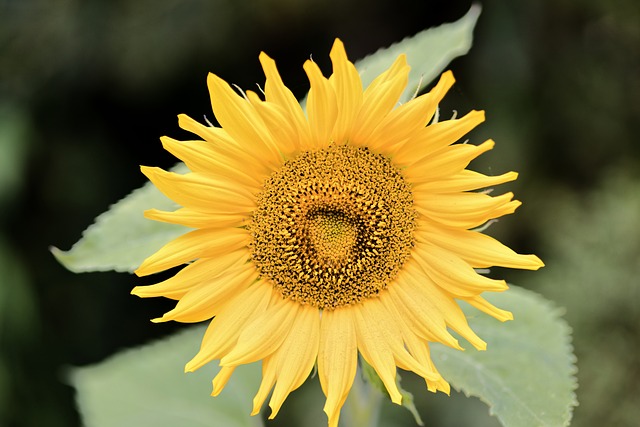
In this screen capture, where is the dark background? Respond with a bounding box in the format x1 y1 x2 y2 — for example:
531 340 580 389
1 0 639 426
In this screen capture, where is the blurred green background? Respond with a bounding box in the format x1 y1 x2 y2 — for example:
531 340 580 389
1 0 638 426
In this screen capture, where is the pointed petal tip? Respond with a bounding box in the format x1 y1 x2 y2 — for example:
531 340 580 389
177 113 192 127
390 391 403 405
515 254 545 270
267 406 279 420
471 109 486 121
133 260 156 277
393 53 408 67
206 73 227 91
483 138 496 149
133 265 146 277
159 135 175 146
441 382 451 395
329 38 347 60
184 358 200 373
258 51 274 66
139 165 167 182
440 70 456 84
532 255 545 269
212 368 236 397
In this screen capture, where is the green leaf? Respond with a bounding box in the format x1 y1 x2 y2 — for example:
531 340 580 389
431 286 577 427
70 326 263 427
51 164 190 273
355 4 481 103
394 372 423 426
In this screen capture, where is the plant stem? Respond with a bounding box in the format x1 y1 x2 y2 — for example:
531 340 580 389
341 367 383 427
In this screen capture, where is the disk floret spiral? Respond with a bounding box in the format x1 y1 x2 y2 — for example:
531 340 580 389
249 144 416 309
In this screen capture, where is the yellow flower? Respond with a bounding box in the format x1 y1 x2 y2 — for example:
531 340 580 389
133 39 543 426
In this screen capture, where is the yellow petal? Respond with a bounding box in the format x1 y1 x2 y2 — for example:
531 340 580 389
211 366 235 396
379 295 449 392
176 113 235 145
414 170 518 193
318 306 358 427
207 73 282 167
160 136 263 188
131 250 249 299
259 52 311 147
405 338 450 394
368 70 455 153
363 53 409 94
352 301 402 404
220 296 299 366
465 295 514 322
151 263 257 323
403 262 487 351
415 192 521 229
404 139 495 183
416 226 544 270
412 242 508 297
389 263 461 349
252 356 277 415
135 227 249 276
178 114 275 178
303 59 338 149
185 280 272 372
267 304 320 418
351 55 410 144
144 207 245 229
245 91 299 156
393 110 485 166
356 296 441 395
140 167 256 214
329 39 363 144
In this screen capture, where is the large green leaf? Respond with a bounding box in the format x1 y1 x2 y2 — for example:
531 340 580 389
355 5 480 103
51 164 189 273
431 286 577 427
70 326 263 427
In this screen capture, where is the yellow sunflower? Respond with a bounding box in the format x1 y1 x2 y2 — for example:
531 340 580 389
133 39 543 426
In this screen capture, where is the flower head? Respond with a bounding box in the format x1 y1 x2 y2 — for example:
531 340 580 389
133 39 543 426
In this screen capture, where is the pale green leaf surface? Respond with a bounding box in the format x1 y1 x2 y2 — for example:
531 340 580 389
431 286 577 427
70 325 263 427
355 4 480 103
52 164 190 273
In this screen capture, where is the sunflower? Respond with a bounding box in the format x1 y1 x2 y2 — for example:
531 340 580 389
132 39 543 426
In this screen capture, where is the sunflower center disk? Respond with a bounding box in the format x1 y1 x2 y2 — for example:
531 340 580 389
307 210 358 262
249 144 416 309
